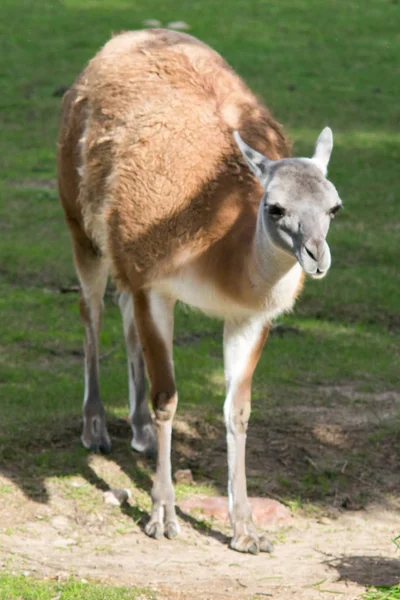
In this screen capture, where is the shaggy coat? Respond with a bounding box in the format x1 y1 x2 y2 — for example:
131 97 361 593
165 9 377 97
58 29 291 311
56 29 343 554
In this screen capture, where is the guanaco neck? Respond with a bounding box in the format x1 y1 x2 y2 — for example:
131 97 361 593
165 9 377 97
246 201 299 304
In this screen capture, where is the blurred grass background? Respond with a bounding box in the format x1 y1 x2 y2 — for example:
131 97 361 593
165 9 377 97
0 1 399 595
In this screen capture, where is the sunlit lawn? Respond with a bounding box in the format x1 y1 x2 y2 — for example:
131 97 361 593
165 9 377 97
0 0 399 597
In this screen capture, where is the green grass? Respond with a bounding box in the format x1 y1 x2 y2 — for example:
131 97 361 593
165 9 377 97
1 0 400 594
0 575 156 599
0 0 399 504
363 586 400 600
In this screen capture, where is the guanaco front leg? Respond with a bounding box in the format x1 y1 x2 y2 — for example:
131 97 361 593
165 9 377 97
223 317 272 554
133 289 179 539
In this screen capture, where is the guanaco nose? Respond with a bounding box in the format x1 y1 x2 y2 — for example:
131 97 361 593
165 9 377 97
304 238 326 263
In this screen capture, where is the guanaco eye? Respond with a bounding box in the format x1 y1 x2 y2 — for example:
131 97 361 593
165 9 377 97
267 204 286 219
329 204 342 218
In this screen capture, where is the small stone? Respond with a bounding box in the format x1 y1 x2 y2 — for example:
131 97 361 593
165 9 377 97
174 469 194 485
167 21 190 31
143 19 162 28
179 496 291 528
317 516 331 525
103 489 131 506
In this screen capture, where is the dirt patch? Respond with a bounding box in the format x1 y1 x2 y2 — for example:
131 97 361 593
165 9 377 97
1 483 399 600
1 386 400 599
317 384 400 405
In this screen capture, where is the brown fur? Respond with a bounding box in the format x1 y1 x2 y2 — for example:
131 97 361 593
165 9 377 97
58 29 299 549
133 291 176 415
57 29 290 304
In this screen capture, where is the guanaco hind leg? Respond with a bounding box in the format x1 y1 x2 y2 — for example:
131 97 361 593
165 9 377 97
119 290 156 456
74 237 111 453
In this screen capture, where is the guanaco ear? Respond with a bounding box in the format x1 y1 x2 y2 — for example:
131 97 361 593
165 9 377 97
233 131 270 182
311 127 333 176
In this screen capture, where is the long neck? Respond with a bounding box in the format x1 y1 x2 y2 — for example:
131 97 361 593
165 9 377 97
247 202 298 300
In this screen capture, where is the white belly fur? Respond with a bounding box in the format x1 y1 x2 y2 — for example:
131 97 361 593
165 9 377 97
152 263 303 321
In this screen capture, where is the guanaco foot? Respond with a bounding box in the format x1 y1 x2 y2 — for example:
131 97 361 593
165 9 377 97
145 504 180 540
81 415 111 454
259 534 274 553
145 519 164 539
230 533 274 555
131 422 157 457
165 520 180 539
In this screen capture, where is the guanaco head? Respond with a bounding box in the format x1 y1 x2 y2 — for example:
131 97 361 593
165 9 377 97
234 128 342 279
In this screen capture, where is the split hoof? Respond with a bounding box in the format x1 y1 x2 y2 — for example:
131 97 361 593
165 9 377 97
259 534 274 553
145 520 164 540
81 434 112 454
81 415 111 454
230 535 260 555
230 532 274 554
131 424 157 458
145 515 180 540
165 521 180 539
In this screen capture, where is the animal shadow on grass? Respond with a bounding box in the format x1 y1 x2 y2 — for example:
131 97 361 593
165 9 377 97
329 555 400 587
108 419 230 545
1 399 400 546
0 415 230 545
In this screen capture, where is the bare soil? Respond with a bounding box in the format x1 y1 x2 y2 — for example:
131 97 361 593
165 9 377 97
1 486 399 600
1 385 400 599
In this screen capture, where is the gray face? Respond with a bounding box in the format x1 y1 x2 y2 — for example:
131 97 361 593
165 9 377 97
234 128 342 279
262 159 341 278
